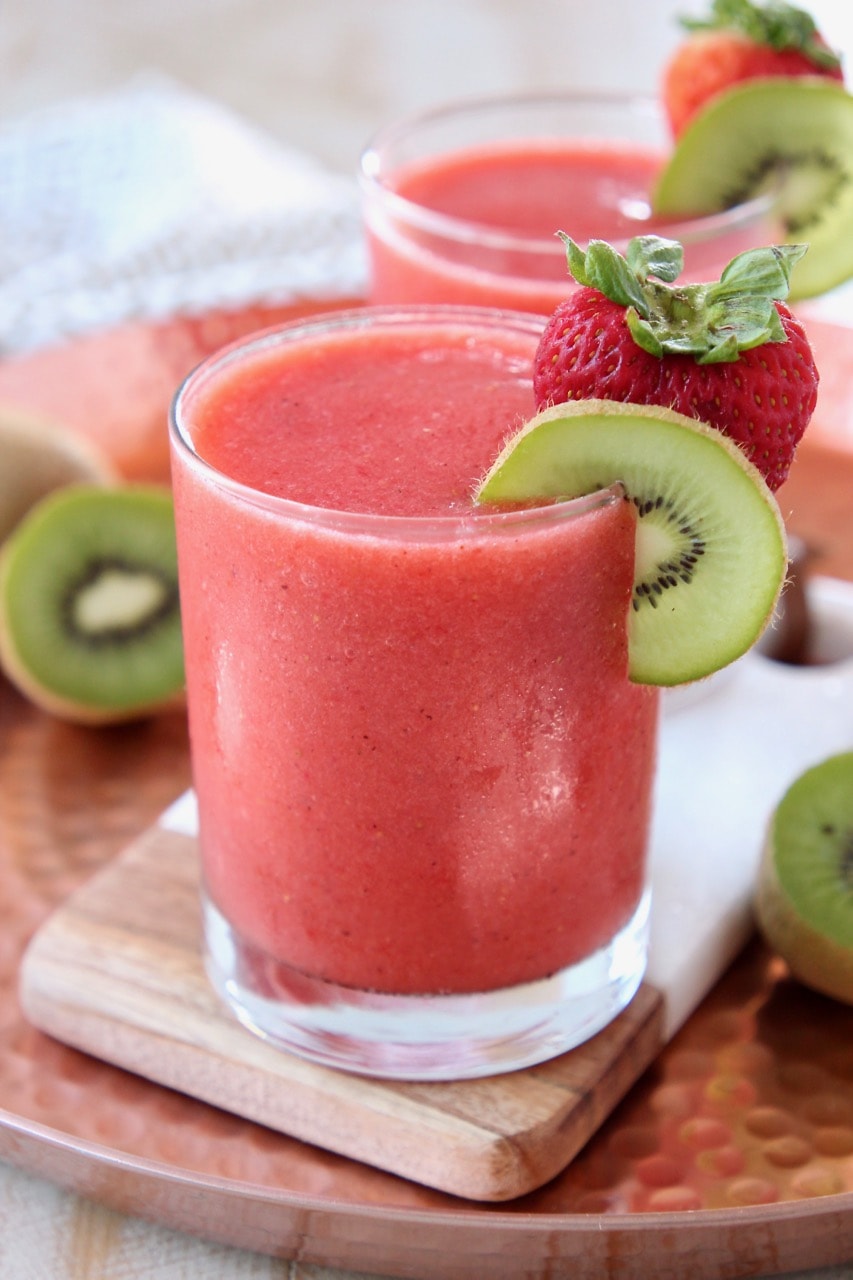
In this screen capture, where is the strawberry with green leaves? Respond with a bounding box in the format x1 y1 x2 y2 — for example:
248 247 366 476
662 0 843 137
533 235 818 491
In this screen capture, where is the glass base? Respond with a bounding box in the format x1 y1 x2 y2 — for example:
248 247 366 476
203 891 650 1081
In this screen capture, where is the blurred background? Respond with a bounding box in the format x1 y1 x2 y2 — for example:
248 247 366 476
3 0 852 176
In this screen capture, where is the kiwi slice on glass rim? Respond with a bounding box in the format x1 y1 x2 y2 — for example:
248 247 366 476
653 78 853 301
0 484 184 724
755 751 853 1005
474 399 787 687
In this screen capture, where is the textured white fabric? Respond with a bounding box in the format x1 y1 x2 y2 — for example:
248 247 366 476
0 75 367 354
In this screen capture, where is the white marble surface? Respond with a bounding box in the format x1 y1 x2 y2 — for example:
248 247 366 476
2 2 853 1277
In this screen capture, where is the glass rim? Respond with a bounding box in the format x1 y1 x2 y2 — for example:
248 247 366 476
169 303 622 543
358 89 775 255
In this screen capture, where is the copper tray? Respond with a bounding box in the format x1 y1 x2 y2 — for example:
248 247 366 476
0 308 852 1279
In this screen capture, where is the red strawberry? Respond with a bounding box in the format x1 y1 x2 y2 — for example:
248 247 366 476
662 0 843 136
533 235 819 491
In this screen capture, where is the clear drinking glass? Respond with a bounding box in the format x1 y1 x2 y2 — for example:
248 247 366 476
359 92 777 312
169 305 660 1080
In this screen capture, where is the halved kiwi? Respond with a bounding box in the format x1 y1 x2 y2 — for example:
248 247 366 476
0 407 116 544
0 485 184 724
755 751 853 1005
474 400 787 686
653 78 853 300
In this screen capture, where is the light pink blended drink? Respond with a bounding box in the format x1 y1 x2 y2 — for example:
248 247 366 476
169 306 659 1079
359 93 774 312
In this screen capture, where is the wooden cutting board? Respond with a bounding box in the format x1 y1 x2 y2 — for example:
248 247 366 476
18 820 664 1202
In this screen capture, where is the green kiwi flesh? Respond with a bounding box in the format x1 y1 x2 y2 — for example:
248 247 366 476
653 78 853 301
756 752 853 1005
0 485 184 724
474 400 787 687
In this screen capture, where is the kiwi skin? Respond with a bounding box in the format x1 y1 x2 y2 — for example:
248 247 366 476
755 752 853 1006
0 484 185 726
0 408 116 544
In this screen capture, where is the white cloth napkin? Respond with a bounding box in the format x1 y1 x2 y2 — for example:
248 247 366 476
0 74 367 354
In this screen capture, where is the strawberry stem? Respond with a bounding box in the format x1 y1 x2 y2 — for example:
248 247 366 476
680 0 842 72
560 234 807 365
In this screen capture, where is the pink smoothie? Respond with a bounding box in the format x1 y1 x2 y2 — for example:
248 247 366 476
171 310 658 996
363 140 767 311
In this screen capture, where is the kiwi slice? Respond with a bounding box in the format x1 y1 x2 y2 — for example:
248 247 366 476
0 485 184 724
653 78 853 300
756 752 853 1005
0 408 115 544
474 400 787 686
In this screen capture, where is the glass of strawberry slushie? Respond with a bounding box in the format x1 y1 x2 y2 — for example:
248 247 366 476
359 91 775 312
169 305 660 1080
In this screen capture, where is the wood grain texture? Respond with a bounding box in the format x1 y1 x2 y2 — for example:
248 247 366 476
19 824 664 1202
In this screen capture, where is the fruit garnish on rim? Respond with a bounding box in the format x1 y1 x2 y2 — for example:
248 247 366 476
661 0 844 138
475 234 819 688
655 0 853 300
533 234 816 491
